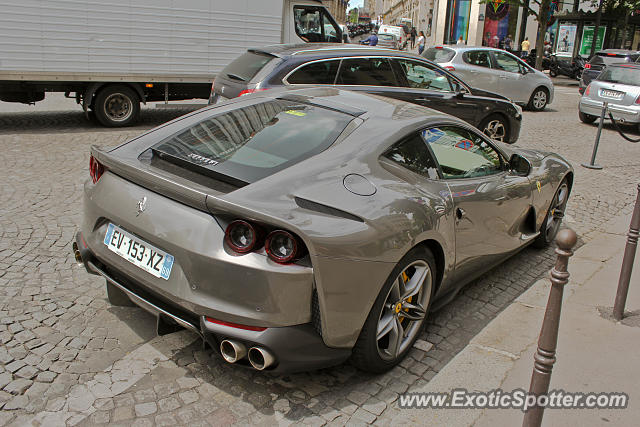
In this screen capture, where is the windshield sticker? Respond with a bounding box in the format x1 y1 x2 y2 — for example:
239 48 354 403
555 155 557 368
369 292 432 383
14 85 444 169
284 110 306 117
423 128 445 143
455 139 474 150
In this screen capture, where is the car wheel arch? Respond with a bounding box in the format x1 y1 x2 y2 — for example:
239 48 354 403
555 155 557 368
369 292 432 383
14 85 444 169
411 238 445 296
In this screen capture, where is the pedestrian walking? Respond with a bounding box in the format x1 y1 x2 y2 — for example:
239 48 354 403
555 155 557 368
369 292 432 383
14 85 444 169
417 31 425 54
456 36 465 45
504 34 513 51
521 37 530 54
410 27 417 49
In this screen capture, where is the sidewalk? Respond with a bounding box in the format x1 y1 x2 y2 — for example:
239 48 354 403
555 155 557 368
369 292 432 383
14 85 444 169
377 210 640 426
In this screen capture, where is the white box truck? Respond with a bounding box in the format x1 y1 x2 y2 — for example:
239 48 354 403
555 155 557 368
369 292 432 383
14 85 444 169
0 0 344 126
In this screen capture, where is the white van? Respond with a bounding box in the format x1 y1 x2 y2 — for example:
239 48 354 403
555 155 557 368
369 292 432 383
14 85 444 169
379 25 406 50
0 0 343 126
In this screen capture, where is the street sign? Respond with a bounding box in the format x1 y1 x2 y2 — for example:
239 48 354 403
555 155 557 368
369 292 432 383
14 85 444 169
579 26 606 56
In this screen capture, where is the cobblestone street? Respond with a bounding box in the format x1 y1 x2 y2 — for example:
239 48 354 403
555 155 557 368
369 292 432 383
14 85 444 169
1 84 639 426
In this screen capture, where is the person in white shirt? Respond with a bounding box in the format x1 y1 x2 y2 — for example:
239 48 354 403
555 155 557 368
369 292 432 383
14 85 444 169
457 36 465 45
417 31 425 54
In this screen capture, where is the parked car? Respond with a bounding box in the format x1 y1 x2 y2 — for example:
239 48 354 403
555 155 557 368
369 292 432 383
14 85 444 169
75 86 573 373
377 33 399 50
423 46 554 111
210 44 523 143
379 25 406 49
579 63 640 128
579 49 640 94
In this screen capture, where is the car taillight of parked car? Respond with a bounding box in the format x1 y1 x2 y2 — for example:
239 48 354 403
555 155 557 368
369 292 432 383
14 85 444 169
584 63 591 69
89 155 105 184
635 94 640 105
238 88 269 97
444 66 455 71
224 220 305 264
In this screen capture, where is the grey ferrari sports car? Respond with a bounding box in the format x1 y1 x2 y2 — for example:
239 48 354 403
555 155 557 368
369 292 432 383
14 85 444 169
74 87 573 373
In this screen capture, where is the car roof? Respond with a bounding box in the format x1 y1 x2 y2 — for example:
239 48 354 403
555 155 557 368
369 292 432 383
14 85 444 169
429 45 513 54
251 43 427 60
596 49 640 55
259 86 451 124
607 63 640 69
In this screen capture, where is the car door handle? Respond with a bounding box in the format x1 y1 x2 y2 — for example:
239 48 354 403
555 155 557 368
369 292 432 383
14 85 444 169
456 207 466 220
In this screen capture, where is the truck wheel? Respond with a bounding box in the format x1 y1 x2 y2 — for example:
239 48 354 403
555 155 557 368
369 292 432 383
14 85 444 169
94 85 140 127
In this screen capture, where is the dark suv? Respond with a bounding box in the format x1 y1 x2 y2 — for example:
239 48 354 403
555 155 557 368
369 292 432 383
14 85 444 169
210 44 523 143
579 49 640 94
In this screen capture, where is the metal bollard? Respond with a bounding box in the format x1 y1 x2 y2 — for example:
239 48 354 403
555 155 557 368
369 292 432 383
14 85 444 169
581 101 607 170
613 183 640 321
523 228 578 427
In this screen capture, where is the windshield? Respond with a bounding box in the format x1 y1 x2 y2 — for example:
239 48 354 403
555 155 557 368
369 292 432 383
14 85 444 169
152 99 352 184
423 47 456 63
220 51 274 82
597 66 640 86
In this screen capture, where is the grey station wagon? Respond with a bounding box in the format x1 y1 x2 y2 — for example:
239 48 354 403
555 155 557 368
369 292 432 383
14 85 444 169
211 44 523 143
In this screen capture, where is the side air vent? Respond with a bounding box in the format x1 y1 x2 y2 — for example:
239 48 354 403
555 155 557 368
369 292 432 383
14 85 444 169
294 197 364 223
311 289 322 337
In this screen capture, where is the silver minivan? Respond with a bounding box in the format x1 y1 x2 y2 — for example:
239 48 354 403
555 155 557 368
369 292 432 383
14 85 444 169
423 46 554 111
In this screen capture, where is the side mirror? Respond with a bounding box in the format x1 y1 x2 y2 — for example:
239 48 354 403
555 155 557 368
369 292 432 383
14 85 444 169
455 86 467 98
509 153 531 176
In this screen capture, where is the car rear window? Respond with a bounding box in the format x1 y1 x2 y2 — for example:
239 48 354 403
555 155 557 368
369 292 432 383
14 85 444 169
152 99 352 184
422 47 456 63
379 34 396 41
591 53 635 66
597 66 640 86
220 51 275 82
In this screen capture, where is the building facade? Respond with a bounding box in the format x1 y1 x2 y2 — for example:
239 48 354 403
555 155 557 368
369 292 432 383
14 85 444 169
323 0 349 24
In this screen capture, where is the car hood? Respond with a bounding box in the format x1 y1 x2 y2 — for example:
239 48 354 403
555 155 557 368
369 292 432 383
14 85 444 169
470 87 510 101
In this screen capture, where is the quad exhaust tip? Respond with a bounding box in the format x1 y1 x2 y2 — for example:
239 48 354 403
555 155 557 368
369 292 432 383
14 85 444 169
220 340 246 363
248 347 275 370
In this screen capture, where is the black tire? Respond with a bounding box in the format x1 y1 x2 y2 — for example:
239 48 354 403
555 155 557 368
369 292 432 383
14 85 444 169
527 87 549 111
351 247 436 373
579 110 597 124
549 68 558 77
106 282 135 306
479 114 510 143
533 178 570 249
94 85 140 127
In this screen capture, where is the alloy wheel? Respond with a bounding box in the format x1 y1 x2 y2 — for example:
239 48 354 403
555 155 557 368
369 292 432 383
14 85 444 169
533 90 547 110
376 260 432 361
483 120 506 142
544 182 569 241
104 93 133 122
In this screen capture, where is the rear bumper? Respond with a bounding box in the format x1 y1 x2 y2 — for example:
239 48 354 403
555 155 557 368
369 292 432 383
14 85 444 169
579 97 640 123
76 232 351 373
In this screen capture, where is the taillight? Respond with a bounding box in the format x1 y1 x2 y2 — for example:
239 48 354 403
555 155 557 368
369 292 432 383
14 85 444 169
225 220 261 253
584 63 591 69
444 66 455 71
585 84 591 96
210 80 215 94
265 230 300 264
238 88 269 97
635 94 640 105
89 155 104 184
205 317 266 332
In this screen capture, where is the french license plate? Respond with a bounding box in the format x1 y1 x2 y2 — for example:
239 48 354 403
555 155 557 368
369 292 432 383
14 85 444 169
103 223 174 280
600 89 624 99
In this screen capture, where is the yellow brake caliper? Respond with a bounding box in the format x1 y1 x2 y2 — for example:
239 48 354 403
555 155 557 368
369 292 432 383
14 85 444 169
400 272 412 324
